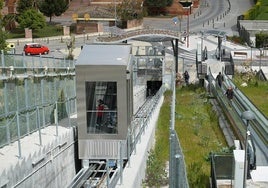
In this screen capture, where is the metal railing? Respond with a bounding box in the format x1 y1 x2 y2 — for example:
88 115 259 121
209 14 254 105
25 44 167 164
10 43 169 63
208 67 268 145
0 53 77 150
169 71 189 188
129 85 165 157
95 29 183 43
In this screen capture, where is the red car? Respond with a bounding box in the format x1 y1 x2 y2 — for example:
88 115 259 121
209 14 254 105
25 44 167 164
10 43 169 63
24 43 50 55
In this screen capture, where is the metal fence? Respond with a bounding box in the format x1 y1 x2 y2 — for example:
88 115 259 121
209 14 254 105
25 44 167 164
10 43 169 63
169 129 189 188
211 153 233 188
169 71 189 188
0 53 77 151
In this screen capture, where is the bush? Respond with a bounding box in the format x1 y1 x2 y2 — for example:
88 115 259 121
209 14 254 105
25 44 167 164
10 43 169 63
7 23 63 39
144 149 168 187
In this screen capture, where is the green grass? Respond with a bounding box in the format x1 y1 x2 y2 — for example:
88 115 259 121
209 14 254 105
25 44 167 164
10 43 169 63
233 73 268 117
7 23 65 39
144 85 229 187
244 0 268 20
175 86 227 187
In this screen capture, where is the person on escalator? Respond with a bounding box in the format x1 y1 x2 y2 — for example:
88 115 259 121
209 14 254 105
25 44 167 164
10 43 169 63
225 86 234 100
216 72 224 88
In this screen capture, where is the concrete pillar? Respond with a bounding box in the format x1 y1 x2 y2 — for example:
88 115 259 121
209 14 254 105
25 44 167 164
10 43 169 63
63 26 70 36
98 23 103 32
233 150 245 188
25 28 32 38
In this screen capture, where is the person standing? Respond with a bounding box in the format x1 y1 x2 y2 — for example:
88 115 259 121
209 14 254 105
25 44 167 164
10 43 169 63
96 99 105 126
216 72 224 88
183 71 190 85
225 86 234 101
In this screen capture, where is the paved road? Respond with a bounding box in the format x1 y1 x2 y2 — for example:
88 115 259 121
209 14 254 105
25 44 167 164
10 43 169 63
8 0 254 58
143 0 254 36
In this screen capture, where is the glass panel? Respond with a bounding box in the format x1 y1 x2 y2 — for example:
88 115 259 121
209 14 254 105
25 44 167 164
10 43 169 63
86 81 117 134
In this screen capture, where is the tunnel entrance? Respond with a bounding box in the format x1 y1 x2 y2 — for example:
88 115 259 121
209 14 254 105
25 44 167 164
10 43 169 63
147 81 162 97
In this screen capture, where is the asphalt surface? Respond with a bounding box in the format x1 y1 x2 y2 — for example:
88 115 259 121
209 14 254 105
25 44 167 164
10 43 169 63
143 0 254 36
7 0 255 58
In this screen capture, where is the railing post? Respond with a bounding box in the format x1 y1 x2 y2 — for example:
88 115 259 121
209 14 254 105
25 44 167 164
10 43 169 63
55 102 59 136
37 107 42 146
16 111 22 159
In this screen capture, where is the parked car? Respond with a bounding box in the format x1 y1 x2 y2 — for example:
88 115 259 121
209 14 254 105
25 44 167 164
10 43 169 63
23 43 49 55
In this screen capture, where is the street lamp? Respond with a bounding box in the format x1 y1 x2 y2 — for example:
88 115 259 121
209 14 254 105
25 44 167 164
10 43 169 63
179 1 192 48
114 0 117 27
186 6 190 48
241 110 255 188
249 40 254 63
258 48 263 71
257 48 263 80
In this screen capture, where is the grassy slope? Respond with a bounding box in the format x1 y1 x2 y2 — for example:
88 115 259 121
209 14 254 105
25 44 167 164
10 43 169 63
148 86 228 187
233 76 268 117
175 86 227 186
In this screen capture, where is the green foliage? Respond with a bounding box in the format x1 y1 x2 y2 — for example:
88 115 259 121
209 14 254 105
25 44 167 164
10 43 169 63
0 28 7 51
58 90 68 120
144 90 170 187
233 72 268 116
166 0 173 6
37 0 69 22
2 14 17 30
144 0 173 15
50 89 68 123
16 0 35 14
66 35 75 60
244 0 268 20
0 0 3 14
255 32 268 47
144 149 168 187
145 0 169 8
117 0 145 21
188 162 209 188
17 9 46 30
176 86 227 187
0 0 6 50
226 35 245 45
7 23 63 38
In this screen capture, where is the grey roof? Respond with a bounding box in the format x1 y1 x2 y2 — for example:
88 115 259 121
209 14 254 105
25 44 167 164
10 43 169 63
76 44 132 66
239 20 268 31
204 30 227 37
131 35 177 42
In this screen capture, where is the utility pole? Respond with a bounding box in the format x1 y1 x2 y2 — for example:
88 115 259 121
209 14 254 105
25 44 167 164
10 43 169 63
187 6 190 48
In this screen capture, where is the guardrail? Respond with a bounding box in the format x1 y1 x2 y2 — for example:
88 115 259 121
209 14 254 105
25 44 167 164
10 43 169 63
0 53 77 150
95 29 183 43
224 76 268 146
208 68 268 148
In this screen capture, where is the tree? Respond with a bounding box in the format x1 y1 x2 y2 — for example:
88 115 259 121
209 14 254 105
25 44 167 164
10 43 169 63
256 32 268 48
2 14 17 30
37 0 69 22
0 0 8 51
66 35 75 60
17 9 46 30
144 0 173 15
0 29 7 51
16 0 35 14
117 0 145 21
0 0 3 16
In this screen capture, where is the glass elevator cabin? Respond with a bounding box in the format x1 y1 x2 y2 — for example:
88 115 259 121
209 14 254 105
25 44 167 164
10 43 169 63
76 44 133 160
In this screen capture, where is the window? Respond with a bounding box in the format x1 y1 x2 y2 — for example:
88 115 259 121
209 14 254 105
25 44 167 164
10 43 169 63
85 81 117 134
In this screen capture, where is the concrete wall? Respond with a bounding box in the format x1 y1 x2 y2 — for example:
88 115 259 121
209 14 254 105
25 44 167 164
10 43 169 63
117 96 164 188
239 20 268 37
238 20 268 45
0 126 77 188
127 19 143 29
